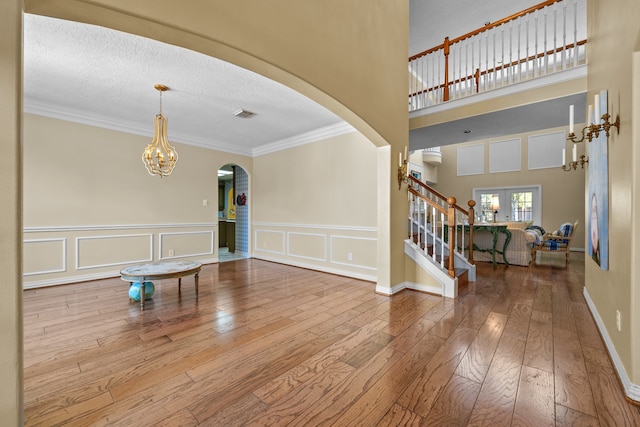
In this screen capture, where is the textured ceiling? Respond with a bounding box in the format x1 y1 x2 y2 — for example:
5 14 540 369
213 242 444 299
24 1 562 156
23 14 343 156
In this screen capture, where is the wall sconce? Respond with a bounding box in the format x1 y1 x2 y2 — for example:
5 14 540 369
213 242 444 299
397 146 408 189
561 142 589 172
489 195 500 223
567 95 620 144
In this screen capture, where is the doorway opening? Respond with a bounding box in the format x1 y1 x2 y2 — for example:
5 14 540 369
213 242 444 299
218 164 249 262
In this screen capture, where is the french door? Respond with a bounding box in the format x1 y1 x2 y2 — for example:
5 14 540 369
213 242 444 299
473 185 541 224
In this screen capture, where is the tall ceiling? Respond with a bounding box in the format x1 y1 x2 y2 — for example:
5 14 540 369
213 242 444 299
23 1 558 155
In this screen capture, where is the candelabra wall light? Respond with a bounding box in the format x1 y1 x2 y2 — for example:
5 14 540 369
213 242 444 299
567 94 620 144
562 92 620 172
397 146 409 189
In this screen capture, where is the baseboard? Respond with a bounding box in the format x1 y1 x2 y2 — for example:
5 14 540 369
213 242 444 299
583 287 640 403
251 254 377 283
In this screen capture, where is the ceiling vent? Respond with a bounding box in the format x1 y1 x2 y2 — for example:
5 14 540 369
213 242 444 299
233 109 256 119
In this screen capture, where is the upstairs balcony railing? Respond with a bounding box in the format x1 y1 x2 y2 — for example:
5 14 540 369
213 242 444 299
409 0 587 111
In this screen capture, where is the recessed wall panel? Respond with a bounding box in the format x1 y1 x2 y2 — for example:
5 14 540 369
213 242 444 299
76 234 152 270
23 238 66 275
288 232 326 261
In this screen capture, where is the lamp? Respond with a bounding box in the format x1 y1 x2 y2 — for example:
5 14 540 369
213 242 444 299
489 195 500 223
397 146 409 189
142 84 178 177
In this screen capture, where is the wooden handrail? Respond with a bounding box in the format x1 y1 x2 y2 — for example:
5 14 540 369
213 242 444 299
408 176 470 214
408 39 586 101
408 176 477 268
450 0 563 45
409 0 564 61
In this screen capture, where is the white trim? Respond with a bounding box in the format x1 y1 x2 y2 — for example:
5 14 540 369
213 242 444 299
287 232 327 262
75 234 153 270
24 99 254 156
329 235 377 271
158 230 215 260
252 254 376 283
22 258 218 289
22 238 67 276
473 184 542 225
252 221 376 233
404 240 458 298
583 288 640 403
252 122 355 156
24 222 217 233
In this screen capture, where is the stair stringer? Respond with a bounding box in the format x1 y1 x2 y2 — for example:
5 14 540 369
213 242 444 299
375 240 458 298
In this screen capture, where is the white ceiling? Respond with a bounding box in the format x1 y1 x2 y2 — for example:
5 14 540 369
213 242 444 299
23 1 560 156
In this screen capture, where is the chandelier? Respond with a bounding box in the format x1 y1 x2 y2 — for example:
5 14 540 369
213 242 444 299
142 84 178 177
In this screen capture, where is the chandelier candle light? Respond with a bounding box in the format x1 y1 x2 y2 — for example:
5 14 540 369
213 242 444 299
566 94 620 144
561 90 621 172
143 84 178 177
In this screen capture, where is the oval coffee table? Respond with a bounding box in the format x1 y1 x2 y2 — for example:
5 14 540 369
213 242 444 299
120 260 202 310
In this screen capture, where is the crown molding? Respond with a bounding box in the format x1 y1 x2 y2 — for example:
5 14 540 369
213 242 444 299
252 122 355 157
24 98 353 158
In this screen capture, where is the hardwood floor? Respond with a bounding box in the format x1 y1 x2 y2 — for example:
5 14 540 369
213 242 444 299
23 254 640 426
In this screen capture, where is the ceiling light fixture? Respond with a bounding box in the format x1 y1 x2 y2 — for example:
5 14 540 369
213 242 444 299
142 84 178 177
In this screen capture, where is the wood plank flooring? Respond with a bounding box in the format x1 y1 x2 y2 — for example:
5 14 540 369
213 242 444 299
23 253 640 426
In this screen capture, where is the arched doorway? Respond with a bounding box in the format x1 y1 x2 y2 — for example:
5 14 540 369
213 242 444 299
218 163 249 262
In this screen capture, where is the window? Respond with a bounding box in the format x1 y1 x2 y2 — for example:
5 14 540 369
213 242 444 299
473 186 541 224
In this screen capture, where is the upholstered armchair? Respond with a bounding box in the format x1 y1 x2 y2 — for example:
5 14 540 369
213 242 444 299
532 220 579 266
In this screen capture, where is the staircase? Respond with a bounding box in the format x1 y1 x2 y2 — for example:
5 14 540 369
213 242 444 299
405 175 476 298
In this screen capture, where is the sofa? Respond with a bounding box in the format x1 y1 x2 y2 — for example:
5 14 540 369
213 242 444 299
470 221 538 266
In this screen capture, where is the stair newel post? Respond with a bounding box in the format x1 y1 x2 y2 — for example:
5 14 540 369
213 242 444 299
443 37 450 102
447 197 456 278
467 200 476 265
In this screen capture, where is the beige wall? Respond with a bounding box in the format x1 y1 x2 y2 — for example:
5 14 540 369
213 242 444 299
586 0 640 388
22 114 251 287
253 131 378 280
0 1 23 424
433 126 586 250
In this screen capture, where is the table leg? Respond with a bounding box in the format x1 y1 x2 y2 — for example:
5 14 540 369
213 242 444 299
140 281 146 311
195 273 199 299
178 277 182 292
491 228 498 266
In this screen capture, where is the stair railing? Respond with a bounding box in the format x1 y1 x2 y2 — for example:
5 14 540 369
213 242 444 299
409 0 587 111
407 175 475 278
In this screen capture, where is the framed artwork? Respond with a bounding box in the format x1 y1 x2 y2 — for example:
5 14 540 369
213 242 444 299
588 90 609 270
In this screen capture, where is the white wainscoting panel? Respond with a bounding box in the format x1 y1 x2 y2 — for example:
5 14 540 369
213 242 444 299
490 138 521 173
287 232 327 262
23 238 67 276
528 130 566 170
76 234 153 270
330 235 377 270
254 230 286 255
457 143 485 176
159 230 214 260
